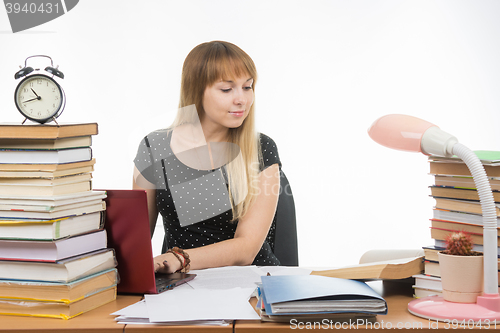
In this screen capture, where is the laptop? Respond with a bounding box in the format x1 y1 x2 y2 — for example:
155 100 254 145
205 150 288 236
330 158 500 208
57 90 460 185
100 189 196 294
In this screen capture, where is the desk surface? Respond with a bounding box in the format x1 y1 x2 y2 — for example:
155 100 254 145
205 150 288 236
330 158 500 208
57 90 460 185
0 282 496 332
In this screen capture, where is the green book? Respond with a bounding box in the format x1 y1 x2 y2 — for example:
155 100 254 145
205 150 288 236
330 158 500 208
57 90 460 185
473 151 500 163
429 150 500 166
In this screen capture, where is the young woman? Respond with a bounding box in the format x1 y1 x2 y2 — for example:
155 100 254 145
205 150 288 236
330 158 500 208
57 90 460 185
133 41 282 273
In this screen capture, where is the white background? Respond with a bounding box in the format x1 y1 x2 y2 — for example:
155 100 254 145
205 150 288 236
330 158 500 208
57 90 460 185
1 0 499 268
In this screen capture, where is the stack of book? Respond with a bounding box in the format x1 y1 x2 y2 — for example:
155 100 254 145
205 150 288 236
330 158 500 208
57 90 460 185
0 123 118 319
256 275 387 323
413 151 500 298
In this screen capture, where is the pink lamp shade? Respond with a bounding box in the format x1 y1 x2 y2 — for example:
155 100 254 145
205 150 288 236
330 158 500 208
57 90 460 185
367 114 436 153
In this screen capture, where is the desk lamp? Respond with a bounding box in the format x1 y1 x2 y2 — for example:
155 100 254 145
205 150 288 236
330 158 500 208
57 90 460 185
368 114 500 322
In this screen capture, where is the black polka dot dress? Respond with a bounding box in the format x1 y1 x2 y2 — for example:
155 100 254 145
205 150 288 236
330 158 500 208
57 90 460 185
134 129 282 266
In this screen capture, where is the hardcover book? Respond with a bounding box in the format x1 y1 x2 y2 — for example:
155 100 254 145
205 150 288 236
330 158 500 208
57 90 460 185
0 200 105 219
434 197 500 217
0 212 104 241
0 147 92 164
0 248 116 283
0 286 116 319
0 230 107 261
0 159 95 174
0 136 92 150
0 123 98 140
430 186 500 203
0 268 118 303
0 181 92 196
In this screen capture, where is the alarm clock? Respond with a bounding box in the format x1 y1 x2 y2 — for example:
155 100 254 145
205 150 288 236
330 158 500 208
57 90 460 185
14 55 66 124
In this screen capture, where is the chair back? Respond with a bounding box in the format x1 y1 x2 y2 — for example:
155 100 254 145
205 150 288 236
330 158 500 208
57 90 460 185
273 171 298 266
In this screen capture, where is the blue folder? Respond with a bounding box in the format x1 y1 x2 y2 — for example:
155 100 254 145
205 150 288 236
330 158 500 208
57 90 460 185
260 275 387 316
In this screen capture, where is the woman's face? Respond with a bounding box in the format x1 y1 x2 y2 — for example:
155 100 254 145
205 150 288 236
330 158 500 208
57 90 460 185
201 75 254 132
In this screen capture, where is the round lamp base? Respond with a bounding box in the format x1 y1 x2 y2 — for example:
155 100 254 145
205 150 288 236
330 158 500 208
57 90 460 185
408 295 500 323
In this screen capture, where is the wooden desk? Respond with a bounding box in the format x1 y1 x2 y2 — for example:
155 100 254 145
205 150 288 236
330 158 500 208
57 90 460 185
2 282 499 332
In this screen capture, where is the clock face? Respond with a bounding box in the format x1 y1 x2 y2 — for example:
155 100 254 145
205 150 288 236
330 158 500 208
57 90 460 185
14 74 64 123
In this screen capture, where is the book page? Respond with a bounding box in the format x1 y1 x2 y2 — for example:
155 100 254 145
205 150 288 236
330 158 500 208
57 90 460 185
359 249 424 264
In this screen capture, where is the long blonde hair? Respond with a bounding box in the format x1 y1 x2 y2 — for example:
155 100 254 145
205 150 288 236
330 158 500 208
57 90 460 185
171 41 261 222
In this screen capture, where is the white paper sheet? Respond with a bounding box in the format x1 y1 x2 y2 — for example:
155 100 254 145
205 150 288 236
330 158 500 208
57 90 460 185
111 266 284 324
111 299 148 317
145 287 260 322
115 316 229 326
261 266 312 276
186 266 264 291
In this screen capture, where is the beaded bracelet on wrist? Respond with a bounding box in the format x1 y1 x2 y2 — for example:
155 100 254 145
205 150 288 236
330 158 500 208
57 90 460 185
166 247 191 273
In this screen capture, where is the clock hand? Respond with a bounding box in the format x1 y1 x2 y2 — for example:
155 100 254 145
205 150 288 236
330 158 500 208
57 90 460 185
31 88 40 98
23 96 41 103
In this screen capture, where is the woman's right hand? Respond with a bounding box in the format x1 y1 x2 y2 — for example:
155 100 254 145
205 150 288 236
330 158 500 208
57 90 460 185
153 252 182 274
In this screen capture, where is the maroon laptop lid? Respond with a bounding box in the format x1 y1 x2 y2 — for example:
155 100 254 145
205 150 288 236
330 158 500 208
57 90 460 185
101 189 157 294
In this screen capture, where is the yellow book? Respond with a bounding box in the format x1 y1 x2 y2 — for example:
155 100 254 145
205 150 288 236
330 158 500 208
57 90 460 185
0 269 118 303
0 286 116 320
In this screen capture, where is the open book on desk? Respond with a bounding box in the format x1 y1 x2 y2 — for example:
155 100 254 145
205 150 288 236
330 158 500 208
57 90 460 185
311 249 424 280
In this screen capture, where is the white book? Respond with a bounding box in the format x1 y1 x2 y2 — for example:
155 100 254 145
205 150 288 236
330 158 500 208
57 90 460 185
413 286 443 298
0 147 92 164
0 201 105 219
412 274 442 290
0 181 91 196
0 212 104 240
0 173 91 186
0 198 103 213
0 230 107 261
0 249 116 283
433 209 500 226
0 190 106 206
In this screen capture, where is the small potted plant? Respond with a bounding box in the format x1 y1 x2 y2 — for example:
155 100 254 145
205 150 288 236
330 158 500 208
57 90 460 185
438 231 484 303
